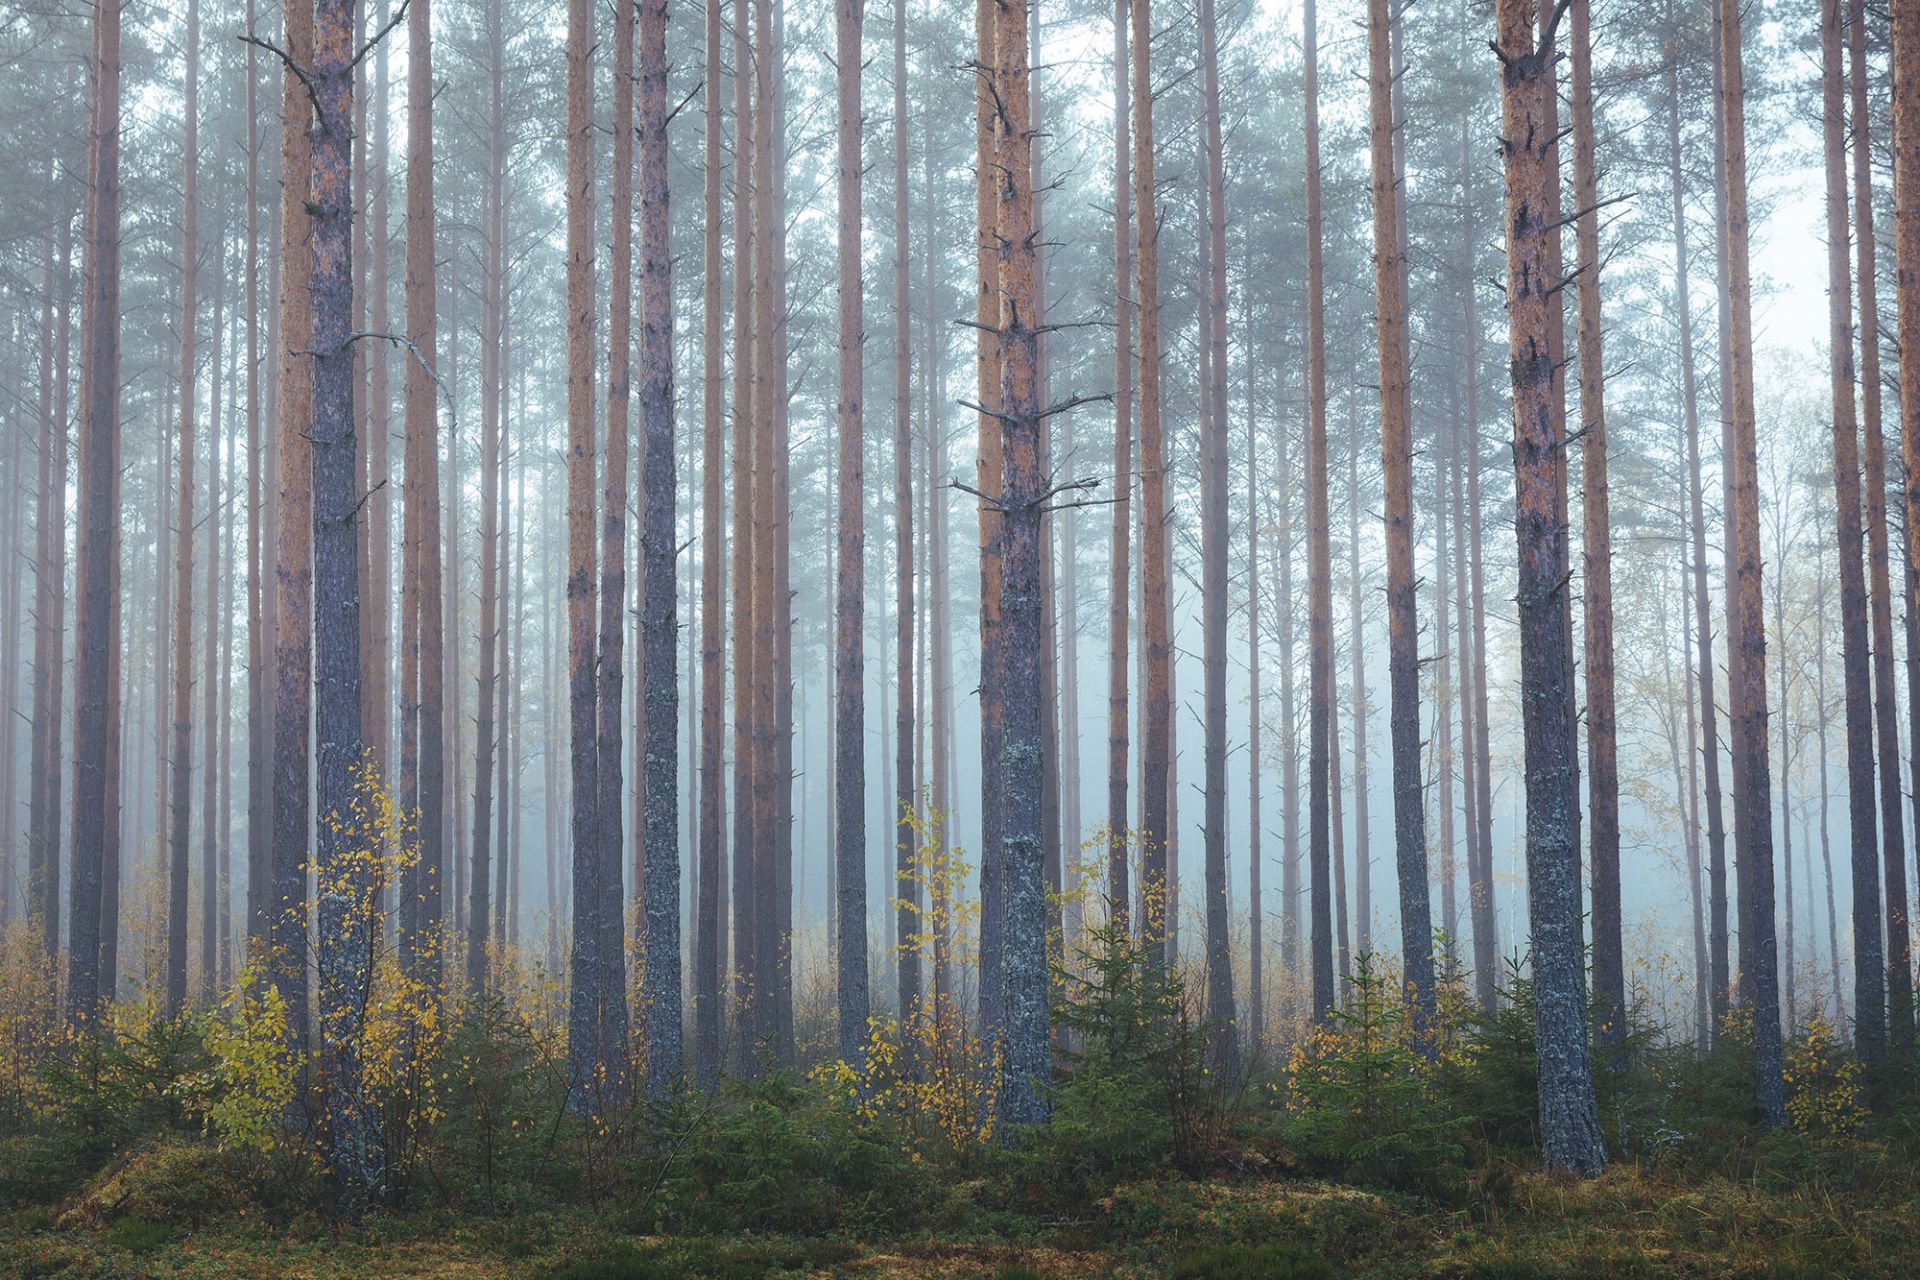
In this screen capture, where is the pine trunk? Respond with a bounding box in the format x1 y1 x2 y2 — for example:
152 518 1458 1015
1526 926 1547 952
1105 0 1132 933
1496 0 1606 1175
268 0 315 1045
833 0 869 1066
638 0 681 1096
166 0 201 1018
696 0 727 1087
1367 0 1433 1032
1569 0 1623 1062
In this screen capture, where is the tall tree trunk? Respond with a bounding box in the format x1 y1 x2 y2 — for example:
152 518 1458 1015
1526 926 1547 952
469 0 508 995
29 214 71 959
1133 0 1171 966
889 0 918 1032
1569 0 1623 1063
1662 27 1729 1034
638 0 681 1097
563 0 604 1109
594 0 634 1099
365 4 393 818
267 0 315 1046
244 0 269 951
309 0 377 1192
975 0 1009 1038
1196 0 1236 1065
1457 108 1498 1011
833 0 870 1066
729 0 757 1070
1302 0 1334 1027
400 0 444 993
991 0 1051 1129
1367 0 1433 1032
201 185 228 999
1348 391 1372 958
1497 0 1606 1175
1246 347 1265 1044
696 0 727 1088
167 0 202 1018
1717 0 1785 1126
1104 0 1132 933
1822 0 1884 1059
1854 0 1915 1054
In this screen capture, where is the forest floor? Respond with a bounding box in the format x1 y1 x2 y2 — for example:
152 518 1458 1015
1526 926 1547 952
4 1159 1915 1279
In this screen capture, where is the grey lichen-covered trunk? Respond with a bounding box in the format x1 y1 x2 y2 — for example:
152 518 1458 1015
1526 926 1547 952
991 0 1050 1129
638 0 682 1099
833 0 869 1069
1497 0 1605 1177
309 0 380 1196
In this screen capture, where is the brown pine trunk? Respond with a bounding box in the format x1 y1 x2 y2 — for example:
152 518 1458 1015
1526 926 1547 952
400 0 444 992
975 0 1009 1037
1570 0 1623 1062
268 0 315 1045
1819 0 1885 1058
1855 0 1914 1052
1348 391 1372 958
365 4 392 803
1497 0 1605 1175
167 0 201 1018
244 0 269 951
1133 0 1172 968
1367 0 1433 1030
201 189 228 999
888 0 917 1031
469 0 509 995
832 0 869 1065
563 0 604 1108
924 125 954 1005
637 0 680 1096
1303 0 1334 1026
594 0 634 1096
1194 0 1236 1064
696 0 727 1087
1104 0 1132 934
1718 0 1785 1125
729 0 756 1069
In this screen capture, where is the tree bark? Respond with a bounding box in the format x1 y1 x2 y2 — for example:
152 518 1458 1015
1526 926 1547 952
1820 0 1885 1059
1301 0 1334 1027
1105 0 1132 935
638 0 681 1097
1662 23 1729 1035
991 0 1051 1128
1717 0 1786 1126
729 0 757 1070
167 0 202 1018
1853 0 1915 1054
562 0 603 1109
889 0 918 1033
1133 0 1171 968
28 215 71 959
309 0 377 1192
833 0 870 1067
1367 0 1433 1032
469 0 509 995
1197 0 1236 1066
1569 0 1623 1063
594 0 635 1099
696 0 727 1088
1496 0 1606 1176
1348 392 1372 962
267 0 315 1046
